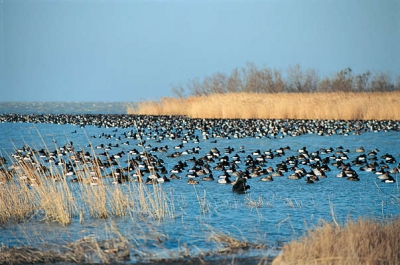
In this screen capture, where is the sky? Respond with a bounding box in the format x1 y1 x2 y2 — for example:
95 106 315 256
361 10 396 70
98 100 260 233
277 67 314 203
0 0 399 102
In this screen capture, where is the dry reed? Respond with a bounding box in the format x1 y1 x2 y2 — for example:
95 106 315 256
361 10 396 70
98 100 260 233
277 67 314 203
272 217 400 265
0 236 130 264
0 142 175 226
128 92 400 120
205 224 268 255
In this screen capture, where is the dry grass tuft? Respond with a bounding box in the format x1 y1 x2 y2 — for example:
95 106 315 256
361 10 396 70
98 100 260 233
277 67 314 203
206 225 268 254
0 142 175 225
0 237 130 264
0 246 76 264
128 92 400 120
272 217 400 265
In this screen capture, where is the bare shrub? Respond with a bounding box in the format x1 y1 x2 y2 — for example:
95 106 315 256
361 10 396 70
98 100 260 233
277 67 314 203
168 63 399 96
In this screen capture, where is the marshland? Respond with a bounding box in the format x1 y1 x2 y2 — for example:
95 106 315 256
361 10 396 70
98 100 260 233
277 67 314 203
129 64 400 120
3 0 399 262
0 104 399 264
1 64 400 265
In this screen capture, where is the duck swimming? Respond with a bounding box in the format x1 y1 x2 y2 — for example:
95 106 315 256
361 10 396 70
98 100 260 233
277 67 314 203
260 175 274 182
187 178 199 185
232 176 250 194
200 173 214 181
305 176 314 184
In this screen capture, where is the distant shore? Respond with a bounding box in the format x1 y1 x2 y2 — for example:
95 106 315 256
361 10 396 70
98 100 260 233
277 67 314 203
128 92 400 120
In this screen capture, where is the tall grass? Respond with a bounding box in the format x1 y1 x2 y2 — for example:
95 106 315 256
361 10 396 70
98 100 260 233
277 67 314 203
128 92 400 120
0 145 175 226
272 217 400 265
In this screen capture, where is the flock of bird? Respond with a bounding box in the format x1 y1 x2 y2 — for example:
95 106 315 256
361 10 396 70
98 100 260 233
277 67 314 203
0 114 399 192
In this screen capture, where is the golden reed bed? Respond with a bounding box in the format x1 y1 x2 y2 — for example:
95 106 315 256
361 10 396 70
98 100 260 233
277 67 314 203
128 92 400 120
272 217 400 265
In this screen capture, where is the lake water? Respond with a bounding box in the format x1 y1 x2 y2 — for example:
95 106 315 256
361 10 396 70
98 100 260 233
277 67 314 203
0 102 131 114
0 103 399 262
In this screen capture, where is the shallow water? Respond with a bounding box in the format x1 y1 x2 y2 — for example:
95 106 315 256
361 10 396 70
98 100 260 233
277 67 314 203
0 117 399 262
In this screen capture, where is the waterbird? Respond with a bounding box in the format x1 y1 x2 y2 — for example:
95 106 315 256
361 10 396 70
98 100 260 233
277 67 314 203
232 176 250 194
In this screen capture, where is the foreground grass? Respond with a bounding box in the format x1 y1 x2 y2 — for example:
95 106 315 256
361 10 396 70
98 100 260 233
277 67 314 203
128 92 400 120
1 217 398 264
0 153 174 226
272 217 400 265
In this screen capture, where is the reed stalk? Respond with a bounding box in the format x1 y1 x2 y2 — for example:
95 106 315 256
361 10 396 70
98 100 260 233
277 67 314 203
272 217 400 265
0 135 175 225
0 178 36 224
128 92 400 120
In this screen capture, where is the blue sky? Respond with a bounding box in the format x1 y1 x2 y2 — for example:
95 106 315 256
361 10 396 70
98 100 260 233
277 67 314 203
1 0 398 102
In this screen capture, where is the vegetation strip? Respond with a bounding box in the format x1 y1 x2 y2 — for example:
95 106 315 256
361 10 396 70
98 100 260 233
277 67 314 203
129 92 400 120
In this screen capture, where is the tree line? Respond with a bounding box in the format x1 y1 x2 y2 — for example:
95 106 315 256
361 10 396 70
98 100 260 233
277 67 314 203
171 63 399 97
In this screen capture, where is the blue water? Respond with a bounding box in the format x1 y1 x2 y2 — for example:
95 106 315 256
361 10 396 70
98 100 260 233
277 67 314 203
0 107 399 261
0 102 131 114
